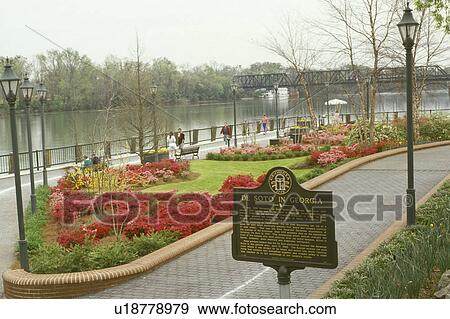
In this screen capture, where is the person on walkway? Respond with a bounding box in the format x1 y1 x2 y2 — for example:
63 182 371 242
261 114 268 134
91 154 100 165
167 131 177 160
176 128 185 149
242 120 249 145
220 122 232 147
82 155 92 168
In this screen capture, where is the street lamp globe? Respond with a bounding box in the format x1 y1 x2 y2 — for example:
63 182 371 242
36 82 47 101
231 82 237 94
150 85 158 96
397 2 419 47
20 75 34 103
0 58 21 103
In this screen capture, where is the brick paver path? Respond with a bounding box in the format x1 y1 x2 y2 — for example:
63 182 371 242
87 145 450 298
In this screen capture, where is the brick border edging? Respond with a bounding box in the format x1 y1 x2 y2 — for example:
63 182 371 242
3 219 233 298
3 140 450 298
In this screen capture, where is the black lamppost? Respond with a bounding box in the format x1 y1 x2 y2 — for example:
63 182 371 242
325 82 330 125
273 82 279 138
0 59 29 271
398 2 419 226
21 75 37 215
231 82 238 147
365 78 371 120
36 82 48 186
150 85 159 162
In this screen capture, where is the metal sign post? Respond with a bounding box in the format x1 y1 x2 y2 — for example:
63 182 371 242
232 167 338 299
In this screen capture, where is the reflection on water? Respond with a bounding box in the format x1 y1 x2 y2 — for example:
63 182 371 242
0 90 448 154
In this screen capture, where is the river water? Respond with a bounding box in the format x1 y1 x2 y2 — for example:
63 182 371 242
0 90 448 154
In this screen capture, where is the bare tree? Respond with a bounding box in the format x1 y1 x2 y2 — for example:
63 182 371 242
385 6 448 137
411 8 448 135
261 15 319 128
320 0 401 142
117 37 169 163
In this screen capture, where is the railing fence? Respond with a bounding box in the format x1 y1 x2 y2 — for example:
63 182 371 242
1 108 449 174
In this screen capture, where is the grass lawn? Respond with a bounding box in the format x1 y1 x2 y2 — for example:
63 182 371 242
144 157 311 194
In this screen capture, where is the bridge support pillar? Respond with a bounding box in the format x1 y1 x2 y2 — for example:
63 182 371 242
447 82 450 99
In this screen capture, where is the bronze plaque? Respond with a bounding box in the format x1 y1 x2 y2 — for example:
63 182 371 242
232 167 338 269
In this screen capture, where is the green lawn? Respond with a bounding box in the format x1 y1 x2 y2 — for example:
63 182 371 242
145 157 311 194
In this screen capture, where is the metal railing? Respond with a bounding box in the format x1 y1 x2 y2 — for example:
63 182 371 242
0 116 300 175
0 108 449 175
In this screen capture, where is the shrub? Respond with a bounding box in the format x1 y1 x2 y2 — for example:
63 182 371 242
207 143 311 161
327 180 450 298
129 231 180 256
123 218 154 239
83 222 112 239
25 186 51 251
320 144 331 151
419 114 450 142
219 175 260 193
297 168 325 184
87 241 137 269
57 229 86 248
29 243 73 274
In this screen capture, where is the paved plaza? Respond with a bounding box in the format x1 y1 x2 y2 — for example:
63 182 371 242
84 145 450 298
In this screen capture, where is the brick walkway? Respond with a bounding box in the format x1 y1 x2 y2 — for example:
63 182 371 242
87 145 450 299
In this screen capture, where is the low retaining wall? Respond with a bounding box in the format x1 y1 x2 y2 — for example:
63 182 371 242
3 140 450 298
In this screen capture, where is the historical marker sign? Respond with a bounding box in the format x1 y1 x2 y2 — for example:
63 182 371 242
232 167 338 269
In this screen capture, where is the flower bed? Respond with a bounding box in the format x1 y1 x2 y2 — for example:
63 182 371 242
327 180 450 298
206 143 311 161
309 141 401 166
302 130 346 145
27 186 235 273
58 159 191 192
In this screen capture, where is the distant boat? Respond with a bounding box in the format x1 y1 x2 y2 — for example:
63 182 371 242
261 91 274 99
260 87 289 99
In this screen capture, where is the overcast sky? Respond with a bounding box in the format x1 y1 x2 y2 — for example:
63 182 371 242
1 0 327 66
2 0 447 68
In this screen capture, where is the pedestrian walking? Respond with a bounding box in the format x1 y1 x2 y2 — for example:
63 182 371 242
220 122 232 147
176 128 185 149
242 120 249 144
167 131 177 160
261 114 268 134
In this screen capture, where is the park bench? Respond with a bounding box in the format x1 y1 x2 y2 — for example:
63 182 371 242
175 146 200 160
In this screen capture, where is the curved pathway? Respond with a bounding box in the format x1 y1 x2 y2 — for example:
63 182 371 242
86 145 450 298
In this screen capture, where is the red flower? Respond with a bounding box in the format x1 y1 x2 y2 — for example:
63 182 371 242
219 175 260 193
57 229 86 248
83 222 112 239
256 174 266 184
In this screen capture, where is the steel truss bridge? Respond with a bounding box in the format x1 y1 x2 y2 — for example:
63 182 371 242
233 65 450 89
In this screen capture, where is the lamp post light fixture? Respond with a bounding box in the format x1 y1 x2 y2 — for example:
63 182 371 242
0 59 29 271
150 85 159 162
231 82 238 147
398 2 419 226
21 75 37 215
36 82 48 186
325 82 330 125
273 82 280 139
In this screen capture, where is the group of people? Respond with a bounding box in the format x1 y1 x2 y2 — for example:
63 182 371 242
219 114 270 147
166 128 185 159
82 154 101 168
